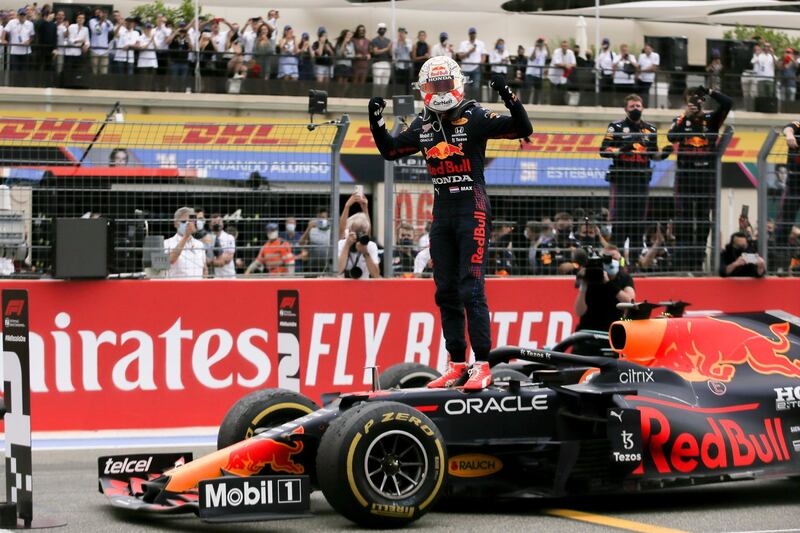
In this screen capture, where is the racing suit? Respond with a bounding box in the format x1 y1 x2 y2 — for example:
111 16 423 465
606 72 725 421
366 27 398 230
599 117 659 249
667 90 732 271
369 88 532 363
780 121 800 257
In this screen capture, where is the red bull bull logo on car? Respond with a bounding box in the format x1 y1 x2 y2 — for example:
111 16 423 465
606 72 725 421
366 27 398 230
425 141 464 160
224 439 305 475
656 319 797 383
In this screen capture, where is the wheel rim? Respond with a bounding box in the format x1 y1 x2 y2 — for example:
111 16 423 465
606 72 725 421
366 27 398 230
364 430 428 500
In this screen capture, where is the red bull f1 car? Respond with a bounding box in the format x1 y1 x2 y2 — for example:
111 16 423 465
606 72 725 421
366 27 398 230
98 310 800 527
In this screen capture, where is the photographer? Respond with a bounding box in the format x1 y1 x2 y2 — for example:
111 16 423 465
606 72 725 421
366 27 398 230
612 43 637 94
667 85 732 271
575 245 635 332
720 232 765 277
337 213 380 279
600 94 672 250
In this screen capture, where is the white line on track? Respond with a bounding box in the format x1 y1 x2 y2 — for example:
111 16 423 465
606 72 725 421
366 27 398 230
724 529 800 533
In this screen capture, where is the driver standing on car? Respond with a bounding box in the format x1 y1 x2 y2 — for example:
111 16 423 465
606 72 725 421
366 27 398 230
369 56 532 390
574 245 635 335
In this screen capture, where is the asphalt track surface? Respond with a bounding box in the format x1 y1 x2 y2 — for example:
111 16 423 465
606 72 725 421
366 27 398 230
3 446 799 533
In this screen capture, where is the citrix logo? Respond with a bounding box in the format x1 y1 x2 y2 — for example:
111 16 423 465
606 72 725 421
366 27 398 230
619 369 654 384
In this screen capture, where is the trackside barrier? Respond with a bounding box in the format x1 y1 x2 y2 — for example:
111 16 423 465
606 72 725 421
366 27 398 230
0 278 796 432
1 289 66 528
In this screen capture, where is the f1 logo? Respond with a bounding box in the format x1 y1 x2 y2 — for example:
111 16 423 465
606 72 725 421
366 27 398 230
279 297 296 309
4 300 24 317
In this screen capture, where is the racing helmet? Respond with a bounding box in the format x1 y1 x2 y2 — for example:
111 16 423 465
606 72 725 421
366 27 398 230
416 56 465 113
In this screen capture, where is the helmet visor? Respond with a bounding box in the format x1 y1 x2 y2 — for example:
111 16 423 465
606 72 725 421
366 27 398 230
420 78 456 94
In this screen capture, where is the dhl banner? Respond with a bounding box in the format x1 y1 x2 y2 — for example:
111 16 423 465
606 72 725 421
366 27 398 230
0 110 772 161
0 277 796 431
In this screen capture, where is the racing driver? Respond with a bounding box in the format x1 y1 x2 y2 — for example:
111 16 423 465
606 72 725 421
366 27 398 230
368 56 532 390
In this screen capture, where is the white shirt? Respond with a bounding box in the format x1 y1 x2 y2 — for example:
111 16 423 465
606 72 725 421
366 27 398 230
212 230 236 278
136 33 157 68
548 47 576 85
5 19 34 55
337 239 379 279
525 47 548 77
458 39 486 72
240 28 256 62
88 18 113 54
113 27 139 62
597 49 617 75
211 30 229 53
414 247 431 275
489 48 510 74
637 51 659 83
431 41 453 59
56 23 68 55
613 52 638 84
266 18 278 46
153 23 172 50
753 52 776 78
65 24 89 56
164 234 206 279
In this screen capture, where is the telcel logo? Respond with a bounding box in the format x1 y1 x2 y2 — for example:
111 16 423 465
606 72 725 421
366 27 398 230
103 456 153 475
448 454 503 478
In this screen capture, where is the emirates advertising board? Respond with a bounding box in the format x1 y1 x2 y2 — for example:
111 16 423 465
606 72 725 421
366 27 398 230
0 277 796 431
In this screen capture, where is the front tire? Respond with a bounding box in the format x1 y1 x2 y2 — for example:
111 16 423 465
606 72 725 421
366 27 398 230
316 401 447 528
217 388 319 450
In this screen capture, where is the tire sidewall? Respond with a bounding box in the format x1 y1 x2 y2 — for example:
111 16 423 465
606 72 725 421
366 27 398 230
319 402 446 526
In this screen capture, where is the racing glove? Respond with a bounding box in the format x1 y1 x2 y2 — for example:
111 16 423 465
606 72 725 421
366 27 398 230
489 74 515 104
368 97 387 128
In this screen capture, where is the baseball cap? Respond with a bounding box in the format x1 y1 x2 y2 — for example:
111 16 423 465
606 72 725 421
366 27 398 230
377 22 387 30
535 37 544 44
398 27 407 33
144 22 153 29
602 37 610 44
468 27 477 34
318 26 326 35
302 32 309 39
178 21 187 27
17 7 25 15
266 222 279 231
283 24 291 32
440 31 448 39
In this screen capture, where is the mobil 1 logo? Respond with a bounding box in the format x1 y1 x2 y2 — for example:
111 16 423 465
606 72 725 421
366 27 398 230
199 475 310 522
607 408 642 467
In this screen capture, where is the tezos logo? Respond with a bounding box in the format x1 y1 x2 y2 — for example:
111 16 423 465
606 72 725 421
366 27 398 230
618 369 654 384
708 381 727 396
775 386 800 411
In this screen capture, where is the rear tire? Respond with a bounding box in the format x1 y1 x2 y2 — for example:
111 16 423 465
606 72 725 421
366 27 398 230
379 363 441 389
491 364 529 383
316 401 447 528
217 388 319 450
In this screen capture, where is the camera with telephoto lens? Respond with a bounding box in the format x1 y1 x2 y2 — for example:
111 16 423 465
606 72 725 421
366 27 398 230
689 87 707 108
346 231 370 279
582 246 612 285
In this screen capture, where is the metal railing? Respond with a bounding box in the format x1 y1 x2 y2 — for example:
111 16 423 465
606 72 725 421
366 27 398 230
1 44 798 112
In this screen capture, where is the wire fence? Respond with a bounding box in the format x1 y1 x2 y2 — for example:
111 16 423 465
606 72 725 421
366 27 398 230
0 116 795 278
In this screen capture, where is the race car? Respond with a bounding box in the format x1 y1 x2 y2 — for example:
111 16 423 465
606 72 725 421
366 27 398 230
99 310 800 528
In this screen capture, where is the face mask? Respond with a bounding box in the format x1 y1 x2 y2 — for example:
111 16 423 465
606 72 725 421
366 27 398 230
177 221 188 236
627 108 642 122
211 223 222 232
496 44 504 52
603 258 620 277
267 231 279 240
399 238 413 247
734 244 747 253
378 29 386 36
286 223 296 232
440 37 447 44
195 220 205 231
317 219 329 230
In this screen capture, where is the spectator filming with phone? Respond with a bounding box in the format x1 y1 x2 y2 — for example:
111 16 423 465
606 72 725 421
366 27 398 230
164 206 208 279
720 230 765 277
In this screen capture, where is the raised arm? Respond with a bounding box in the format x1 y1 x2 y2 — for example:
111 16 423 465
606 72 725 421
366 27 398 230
476 74 533 139
368 97 421 160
